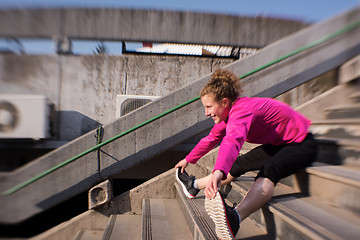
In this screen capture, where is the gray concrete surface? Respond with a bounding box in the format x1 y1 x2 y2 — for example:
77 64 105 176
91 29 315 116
0 54 233 141
0 8 308 47
0 6 359 225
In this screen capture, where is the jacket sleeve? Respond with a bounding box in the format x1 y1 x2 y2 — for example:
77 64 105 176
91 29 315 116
185 121 226 164
213 110 254 179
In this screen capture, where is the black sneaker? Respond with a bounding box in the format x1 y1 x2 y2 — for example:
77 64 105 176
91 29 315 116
205 191 240 240
175 167 200 199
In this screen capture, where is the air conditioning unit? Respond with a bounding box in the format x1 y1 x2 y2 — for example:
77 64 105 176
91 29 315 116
0 94 51 139
116 95 160 119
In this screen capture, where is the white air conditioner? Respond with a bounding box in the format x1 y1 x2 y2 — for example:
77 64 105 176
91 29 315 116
116 95 160 119
0 94 51 139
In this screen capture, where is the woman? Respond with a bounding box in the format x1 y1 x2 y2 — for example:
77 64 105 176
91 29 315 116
175 68 317 239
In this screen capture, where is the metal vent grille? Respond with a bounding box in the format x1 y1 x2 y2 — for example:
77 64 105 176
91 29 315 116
121 98 152 116
116 95 160 119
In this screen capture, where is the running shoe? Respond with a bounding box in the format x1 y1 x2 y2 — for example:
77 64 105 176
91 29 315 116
205 191 240 240
175 167 200 198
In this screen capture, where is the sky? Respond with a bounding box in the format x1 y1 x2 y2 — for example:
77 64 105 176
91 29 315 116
0 0 359 54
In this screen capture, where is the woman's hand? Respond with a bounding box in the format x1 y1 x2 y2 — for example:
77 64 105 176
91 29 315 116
204 170 224 199
174 159 189 173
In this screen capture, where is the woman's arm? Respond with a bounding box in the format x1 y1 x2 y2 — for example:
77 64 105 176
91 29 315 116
185 121 226 164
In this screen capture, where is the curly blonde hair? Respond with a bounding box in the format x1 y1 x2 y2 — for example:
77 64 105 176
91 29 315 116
200 69 243 102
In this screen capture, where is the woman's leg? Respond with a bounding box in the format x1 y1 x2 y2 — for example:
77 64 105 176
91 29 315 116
235 134 317 221
195 173 237 189
235 177 274 221
196 144 272 190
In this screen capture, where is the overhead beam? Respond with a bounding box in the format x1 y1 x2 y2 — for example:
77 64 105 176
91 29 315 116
0 8 307 47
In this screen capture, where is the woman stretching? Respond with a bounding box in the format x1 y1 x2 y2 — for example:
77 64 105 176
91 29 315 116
175 68 317 239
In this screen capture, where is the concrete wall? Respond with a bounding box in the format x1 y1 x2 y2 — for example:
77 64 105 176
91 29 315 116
0 54 234 141
276 69 338 108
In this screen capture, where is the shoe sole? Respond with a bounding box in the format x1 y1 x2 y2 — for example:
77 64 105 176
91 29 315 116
175 168 195 199
205 191 235 240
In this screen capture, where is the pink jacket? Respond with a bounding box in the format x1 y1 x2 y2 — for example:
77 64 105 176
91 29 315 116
185 97 311 179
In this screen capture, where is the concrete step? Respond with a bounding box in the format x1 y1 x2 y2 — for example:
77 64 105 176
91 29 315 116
142 198 193 240
310 118 360 139
227 173 360 240
102 214 141 240
324 103 360 119
175 183 268 240
73 230 103 240
306 162 360 216
270 195 360 240
316 137 360 166
349 91 360 103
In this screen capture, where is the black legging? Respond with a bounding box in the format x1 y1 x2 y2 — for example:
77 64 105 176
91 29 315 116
229 133 318 184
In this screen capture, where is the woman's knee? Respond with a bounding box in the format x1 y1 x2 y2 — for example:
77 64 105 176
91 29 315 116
254 177 275 199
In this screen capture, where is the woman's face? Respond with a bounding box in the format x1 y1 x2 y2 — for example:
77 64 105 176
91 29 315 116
201 94 230 124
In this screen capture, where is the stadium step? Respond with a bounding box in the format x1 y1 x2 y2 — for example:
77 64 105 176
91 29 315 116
102 214 142 240
324 103 360 119
74 213 142 240
73 230 103 240
310 118 360 139
270 194 360 240
315 137 360 166
141 198 193 240
306 162 360 215
349 91 360 103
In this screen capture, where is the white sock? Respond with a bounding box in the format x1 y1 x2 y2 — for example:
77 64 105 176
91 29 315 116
193 179 199 189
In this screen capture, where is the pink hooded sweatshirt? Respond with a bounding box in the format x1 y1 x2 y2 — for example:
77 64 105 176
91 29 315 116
185 97 311 179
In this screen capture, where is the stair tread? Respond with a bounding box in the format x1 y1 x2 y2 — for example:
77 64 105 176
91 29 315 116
311 118 360 125
302 195 360 227
349 91 360 100
236 217 269 240
73 230 103 240
103 214 141 240
315 137 360 146
325 103 360 111
307 162 360 187
270 195 360 240
146 198 193 240
309 120 360 139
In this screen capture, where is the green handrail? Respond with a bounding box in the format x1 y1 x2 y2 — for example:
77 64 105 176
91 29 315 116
3 19 360 196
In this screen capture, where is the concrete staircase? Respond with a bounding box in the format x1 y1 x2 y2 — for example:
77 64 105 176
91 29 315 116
42 169 360 240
